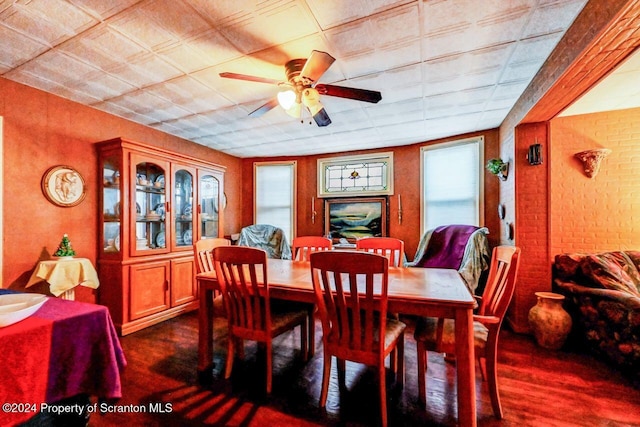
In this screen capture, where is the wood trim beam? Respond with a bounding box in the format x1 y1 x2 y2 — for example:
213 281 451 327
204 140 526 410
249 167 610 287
501 0 640 134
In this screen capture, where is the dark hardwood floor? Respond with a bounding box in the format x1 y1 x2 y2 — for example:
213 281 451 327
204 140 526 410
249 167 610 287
87 312 640 427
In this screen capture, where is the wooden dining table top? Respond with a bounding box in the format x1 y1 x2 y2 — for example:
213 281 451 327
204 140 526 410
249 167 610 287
197 258 476 315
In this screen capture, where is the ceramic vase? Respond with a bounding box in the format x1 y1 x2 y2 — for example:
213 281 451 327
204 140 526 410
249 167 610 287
528 291 572 350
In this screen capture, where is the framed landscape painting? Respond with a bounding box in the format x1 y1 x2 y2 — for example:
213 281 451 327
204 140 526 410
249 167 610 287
324 197 388 243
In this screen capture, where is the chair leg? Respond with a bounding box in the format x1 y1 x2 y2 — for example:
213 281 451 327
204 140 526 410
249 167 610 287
337 358 347 392
390 348 397 373
397 335 405 388
309 312 315 357
479 356 488 381
225 334 235 380
416 341 427 408
237 338 245 359
266 341 273 394
379 363 388 427
485 349 503 419
319 353 331 408
300 319 309 362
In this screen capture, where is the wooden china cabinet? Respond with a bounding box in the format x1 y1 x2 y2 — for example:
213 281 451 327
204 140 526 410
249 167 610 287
96 138 225 335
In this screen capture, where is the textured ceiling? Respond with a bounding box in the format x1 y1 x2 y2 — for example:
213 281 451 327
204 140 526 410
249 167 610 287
0 0 591 158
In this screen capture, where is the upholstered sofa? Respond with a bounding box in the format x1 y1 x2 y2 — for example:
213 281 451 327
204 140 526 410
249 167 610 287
553 251 640 384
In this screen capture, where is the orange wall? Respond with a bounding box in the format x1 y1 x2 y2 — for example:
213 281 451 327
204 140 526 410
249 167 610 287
242 129 502 260
550 107 640 253
0 77 243 302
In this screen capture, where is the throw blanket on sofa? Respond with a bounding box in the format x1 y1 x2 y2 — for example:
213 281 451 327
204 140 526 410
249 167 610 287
553 251 640 385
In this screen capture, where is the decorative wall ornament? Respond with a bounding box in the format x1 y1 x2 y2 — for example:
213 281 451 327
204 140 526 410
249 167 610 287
486 158 509 181
574 148 611 178
527 142 543 165
41 165 86 207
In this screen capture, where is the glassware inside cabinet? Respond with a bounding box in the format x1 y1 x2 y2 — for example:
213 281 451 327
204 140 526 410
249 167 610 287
174 169 193 248
199 174 220 238
103 157 121 253
135 161 166 251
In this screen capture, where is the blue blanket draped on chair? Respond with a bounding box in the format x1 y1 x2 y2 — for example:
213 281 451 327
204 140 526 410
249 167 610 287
237 224 292 260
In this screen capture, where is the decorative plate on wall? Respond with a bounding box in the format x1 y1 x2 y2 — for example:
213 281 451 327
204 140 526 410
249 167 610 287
41 165 86 207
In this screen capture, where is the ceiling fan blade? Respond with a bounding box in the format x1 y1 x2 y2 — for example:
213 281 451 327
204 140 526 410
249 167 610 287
219 72 281 85
316 84 382 103
249 98 279 117
300 50 335 83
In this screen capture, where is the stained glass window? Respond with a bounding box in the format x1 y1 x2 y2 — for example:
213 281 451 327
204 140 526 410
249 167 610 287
318 153 393 197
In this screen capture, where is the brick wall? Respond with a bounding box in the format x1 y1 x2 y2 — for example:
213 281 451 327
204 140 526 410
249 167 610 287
510 123 549 332
550 107 640 254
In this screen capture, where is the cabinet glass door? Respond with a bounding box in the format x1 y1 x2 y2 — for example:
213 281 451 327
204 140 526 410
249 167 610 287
199 174 220 238
174 168 194 249
134 160 167 254
102 154 121 254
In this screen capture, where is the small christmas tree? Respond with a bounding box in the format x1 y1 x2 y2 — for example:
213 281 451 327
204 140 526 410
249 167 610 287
54 234 76 257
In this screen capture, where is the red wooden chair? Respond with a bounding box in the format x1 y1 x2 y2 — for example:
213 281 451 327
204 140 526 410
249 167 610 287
310 251 406 427
195 238 231 274
292 236 332 261
213 246 311 394
356 237 405 267
414 245 521 419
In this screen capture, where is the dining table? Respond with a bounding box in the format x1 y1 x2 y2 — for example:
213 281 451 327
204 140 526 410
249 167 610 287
196 259 478 427
0 290 126 426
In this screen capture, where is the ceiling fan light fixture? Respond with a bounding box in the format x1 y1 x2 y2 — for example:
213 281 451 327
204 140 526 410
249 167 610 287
302 87 320 108
311 107 331 126
301 88 331 126
285 101 302 118
277 90 296 109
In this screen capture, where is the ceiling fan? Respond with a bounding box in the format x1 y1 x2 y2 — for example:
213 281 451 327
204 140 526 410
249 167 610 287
219 50 382 127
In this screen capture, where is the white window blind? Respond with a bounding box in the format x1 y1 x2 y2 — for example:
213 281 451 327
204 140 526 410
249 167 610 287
254 162 296 243
421 137 483 232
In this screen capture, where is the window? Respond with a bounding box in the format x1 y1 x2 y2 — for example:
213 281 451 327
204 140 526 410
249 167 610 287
254 161 296 243
317 152 393 197
421 136 483 233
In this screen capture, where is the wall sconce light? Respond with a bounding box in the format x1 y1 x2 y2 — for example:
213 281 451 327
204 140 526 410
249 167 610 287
397 194 402 225
527 142 543 165
574 148 611 178
311 197 316 224
486 158 509 181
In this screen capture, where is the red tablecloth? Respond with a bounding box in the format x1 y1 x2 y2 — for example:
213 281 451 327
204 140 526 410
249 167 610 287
0 294 126 426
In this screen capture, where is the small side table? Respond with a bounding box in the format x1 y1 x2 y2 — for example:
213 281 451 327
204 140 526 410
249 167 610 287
26 257 100 300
